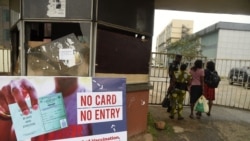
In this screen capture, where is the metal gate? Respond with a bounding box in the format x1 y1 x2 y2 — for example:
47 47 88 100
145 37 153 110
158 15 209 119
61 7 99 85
148 52 250 110
0 48 11 75
213 59 250 109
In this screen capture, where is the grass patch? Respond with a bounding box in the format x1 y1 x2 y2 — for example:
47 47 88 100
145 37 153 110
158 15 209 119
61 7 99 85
147 112 174 140
147 112 158 137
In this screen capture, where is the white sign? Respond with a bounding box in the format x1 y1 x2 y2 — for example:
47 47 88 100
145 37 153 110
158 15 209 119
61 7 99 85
59 48 74 60
47 0 66 17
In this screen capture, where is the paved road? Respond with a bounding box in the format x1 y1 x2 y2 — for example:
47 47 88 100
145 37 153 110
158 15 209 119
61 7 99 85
146 105 250 141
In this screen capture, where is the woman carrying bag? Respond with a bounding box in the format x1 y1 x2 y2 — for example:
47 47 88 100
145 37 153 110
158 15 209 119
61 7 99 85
189 60 205 119
204 61 220 116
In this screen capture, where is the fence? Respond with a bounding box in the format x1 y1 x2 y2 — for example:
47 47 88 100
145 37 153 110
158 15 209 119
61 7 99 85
0 48 11 75
149 52 250 110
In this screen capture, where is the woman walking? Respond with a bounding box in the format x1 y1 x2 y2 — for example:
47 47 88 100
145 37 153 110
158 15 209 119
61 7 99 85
189 59 204 119
204 61 218 116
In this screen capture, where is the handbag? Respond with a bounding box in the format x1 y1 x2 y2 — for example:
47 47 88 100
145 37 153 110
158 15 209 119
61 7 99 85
194 95 209 113
161 95 170 108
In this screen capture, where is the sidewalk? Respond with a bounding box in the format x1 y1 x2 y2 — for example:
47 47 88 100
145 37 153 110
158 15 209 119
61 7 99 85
129 105 250 141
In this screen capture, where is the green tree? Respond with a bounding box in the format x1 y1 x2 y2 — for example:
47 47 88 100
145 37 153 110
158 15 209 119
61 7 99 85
167 35 203 58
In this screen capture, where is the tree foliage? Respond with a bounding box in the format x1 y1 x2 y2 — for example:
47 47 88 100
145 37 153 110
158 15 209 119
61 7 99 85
167 35 202 58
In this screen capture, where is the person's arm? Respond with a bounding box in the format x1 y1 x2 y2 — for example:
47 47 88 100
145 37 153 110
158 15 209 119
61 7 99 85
0 78 38 140
200 69 205 95
168 62 177 79
0 118 12 140
167 62 175 92
167 77 175 94
167 71 177 95
204 69 210 84
186 72 192 91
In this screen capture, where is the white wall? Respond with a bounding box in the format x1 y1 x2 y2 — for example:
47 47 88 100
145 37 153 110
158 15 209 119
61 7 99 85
217 30 250 60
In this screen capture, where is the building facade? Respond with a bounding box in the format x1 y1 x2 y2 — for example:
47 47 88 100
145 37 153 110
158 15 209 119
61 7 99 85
8 0 155 138
197 22 250 60
156 19 193 52
197 22 250 76
155 21 250 76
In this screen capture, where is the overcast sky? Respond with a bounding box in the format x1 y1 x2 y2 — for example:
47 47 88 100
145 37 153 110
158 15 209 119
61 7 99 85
152 10 250 51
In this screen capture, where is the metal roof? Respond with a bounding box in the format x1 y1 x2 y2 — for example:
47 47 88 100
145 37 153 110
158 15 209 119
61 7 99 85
196 22 250 36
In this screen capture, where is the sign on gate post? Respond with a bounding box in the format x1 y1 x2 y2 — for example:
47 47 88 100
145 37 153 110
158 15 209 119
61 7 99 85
0 76 127 141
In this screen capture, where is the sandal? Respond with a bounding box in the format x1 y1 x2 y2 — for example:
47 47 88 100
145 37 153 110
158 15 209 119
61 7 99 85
196 112 202 116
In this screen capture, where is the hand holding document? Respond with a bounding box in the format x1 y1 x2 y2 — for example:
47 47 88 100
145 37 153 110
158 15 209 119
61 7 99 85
9 93 68 140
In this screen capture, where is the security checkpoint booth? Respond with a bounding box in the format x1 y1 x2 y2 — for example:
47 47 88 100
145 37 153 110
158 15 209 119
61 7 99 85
9 0 154 138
